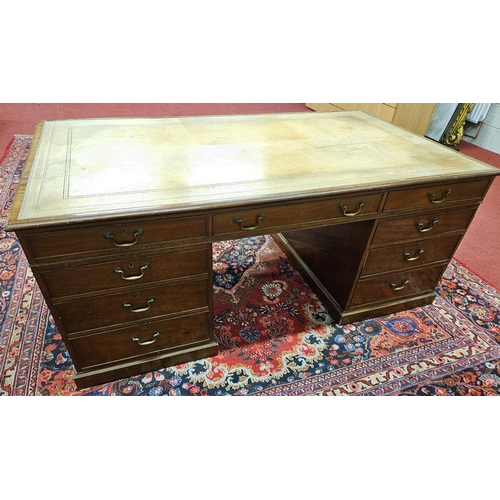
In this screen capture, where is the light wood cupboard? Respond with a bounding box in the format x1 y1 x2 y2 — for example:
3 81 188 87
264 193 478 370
306 103 436 136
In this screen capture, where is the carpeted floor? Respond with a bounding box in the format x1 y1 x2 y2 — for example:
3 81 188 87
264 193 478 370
2 136 500 396
453 141 500 289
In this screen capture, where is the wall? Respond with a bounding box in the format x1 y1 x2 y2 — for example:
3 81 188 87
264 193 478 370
463 103 500 154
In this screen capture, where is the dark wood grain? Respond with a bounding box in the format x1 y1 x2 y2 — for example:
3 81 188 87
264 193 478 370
55 279 209 334
70 312 211 369
361 234 462 276
352 264 446 307
383 178 491 211
372 208 476 245
23 214 208 261
40 246 208 299
277 219 375 309
213 193 383 237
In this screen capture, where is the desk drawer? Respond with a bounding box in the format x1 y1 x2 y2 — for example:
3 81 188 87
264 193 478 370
69 312 211 369
352 265 445 307
361 234 462 276
384 179 490 211
40 247 208 299
56 279 209 334
24 215 208 261
372 208 476 245
213 194 382 236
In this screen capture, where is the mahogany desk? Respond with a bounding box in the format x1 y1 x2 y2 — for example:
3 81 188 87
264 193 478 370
6 112 500 388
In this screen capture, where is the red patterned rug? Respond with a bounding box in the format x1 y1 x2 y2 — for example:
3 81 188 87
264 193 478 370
2 136 500 396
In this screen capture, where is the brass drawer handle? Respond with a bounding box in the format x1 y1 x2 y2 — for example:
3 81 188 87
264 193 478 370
233 213 266 231
403 248 424 261
103 228 144 247
416 219 438 232
123 296 155 313
114 263 150 280
131 331 160 346
428 188 452 204
339 200 365 217
390 279 410 291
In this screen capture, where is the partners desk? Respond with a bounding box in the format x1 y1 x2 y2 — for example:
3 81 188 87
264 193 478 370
6 112 500 388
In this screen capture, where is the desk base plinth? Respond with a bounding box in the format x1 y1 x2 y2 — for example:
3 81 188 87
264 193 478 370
72 340 219 389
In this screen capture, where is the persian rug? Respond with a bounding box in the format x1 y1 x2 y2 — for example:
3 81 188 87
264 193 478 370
2 135 500 396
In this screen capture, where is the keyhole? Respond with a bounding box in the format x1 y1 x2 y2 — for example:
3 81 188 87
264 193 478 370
302 206 305 212
135 292 140 298
122 228 126 234
129 262 134 268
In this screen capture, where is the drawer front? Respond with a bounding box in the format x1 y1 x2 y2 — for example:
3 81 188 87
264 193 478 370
213 194 383 237
24 215 208 260
69 312 211 369
55 279 209 334
361 234 462 276
40 247 208 299
384 179 490 211
372 208 476 245
352 265 445 307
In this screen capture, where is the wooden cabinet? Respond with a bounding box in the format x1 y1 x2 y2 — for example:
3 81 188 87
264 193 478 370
23 222 217 387
306 103 436 136
275 178 489 324
352 187 480 315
